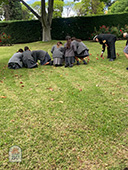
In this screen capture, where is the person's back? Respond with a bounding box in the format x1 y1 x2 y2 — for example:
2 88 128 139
97 34 116 44
22 46 37 68
64 41 76 57
31 50 46 62
8 52 23 67
8 49 23 69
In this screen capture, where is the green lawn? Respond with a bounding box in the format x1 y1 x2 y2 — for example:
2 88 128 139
0 40 128 170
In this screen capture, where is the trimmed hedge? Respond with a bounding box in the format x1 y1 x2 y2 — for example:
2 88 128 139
0 12 128 43
0 20 42 43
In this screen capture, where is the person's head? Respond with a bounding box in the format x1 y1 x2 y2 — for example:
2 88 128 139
71 37 81 42
18 49 23 53
93 35 98 42
59 41 63 45
24 46 29 51
57 41 63 46
123 33 127 38
65 36 71 48
65 36 71 41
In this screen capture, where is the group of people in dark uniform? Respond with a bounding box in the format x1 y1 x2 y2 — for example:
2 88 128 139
8 34 128 70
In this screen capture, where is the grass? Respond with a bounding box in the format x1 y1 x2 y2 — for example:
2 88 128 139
0 40 128 170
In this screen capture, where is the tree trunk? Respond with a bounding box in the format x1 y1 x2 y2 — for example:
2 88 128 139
42 24 51 41
20 0 53 42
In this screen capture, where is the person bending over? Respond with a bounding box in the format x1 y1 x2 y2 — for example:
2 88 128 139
93 34 116 61
8 49 23 69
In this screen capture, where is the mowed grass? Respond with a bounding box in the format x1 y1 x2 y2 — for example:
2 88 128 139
0 40 128 170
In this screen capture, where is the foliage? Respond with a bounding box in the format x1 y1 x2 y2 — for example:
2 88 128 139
21 4 35 20
74 0 105 15
64 2 75 17
0 41 128 169
90 25 124 39
0 0 22 20
109 0 128 13
53 0 64 18
1 13 128 42
0 32 11 45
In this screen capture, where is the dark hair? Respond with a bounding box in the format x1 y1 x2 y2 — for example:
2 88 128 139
24 46 29 51
71 37 81 42
65 36 71 40
18 49 23 52
59 41 63 45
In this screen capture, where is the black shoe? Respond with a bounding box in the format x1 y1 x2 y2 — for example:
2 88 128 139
65 64 69 67
77 61 80 65
69 64 73 67
83 60 87 65
109 59 114 61
126 67 128 70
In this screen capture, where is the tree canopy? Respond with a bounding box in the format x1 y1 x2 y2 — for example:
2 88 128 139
109 0 128 13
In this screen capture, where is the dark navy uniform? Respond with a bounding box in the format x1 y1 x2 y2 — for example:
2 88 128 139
97 34 116 60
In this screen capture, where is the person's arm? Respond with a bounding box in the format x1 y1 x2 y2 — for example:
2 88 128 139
51 46 54 54
100 43 105 57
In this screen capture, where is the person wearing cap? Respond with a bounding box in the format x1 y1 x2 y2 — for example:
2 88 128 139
64 36 76 67
123 33 128 70
93 34 117 61
8 49 24 69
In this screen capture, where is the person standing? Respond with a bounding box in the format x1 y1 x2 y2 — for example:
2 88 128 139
93 34 117 61
51 42 64 66
64 36 76 67
123 33 128 70
8 49 23 69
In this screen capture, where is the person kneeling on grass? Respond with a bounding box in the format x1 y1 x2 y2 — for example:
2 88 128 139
22 46 38 69
64 36 76 68
8 49 24 69
31 50 52 66
51 42 64 66
71 37 89 65
123 33 128 70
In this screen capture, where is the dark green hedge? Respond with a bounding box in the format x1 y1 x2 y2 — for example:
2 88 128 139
0 20 42 43
0 12 128 43
52 13 128 40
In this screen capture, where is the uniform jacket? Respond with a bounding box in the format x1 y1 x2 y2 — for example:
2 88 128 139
8 52 23 67
72 40 89 55
64 41 76 57
22 50 37 68
51 45 64 58
31 50 47 62
125 34 128 45
97 34 116 52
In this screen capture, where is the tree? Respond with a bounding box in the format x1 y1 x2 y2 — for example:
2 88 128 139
20 0 54 41
73 2 86 16
0 0 22 20
73 0 105 16
64 1 75 17
52 0 64 18
32 0 64 18
109 0 128 13
21 4 34 20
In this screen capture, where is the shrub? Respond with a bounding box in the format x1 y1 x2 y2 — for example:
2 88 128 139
90 25 124 39
0 32 12 46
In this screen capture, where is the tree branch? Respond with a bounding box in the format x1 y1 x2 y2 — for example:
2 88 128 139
20 0 41 21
